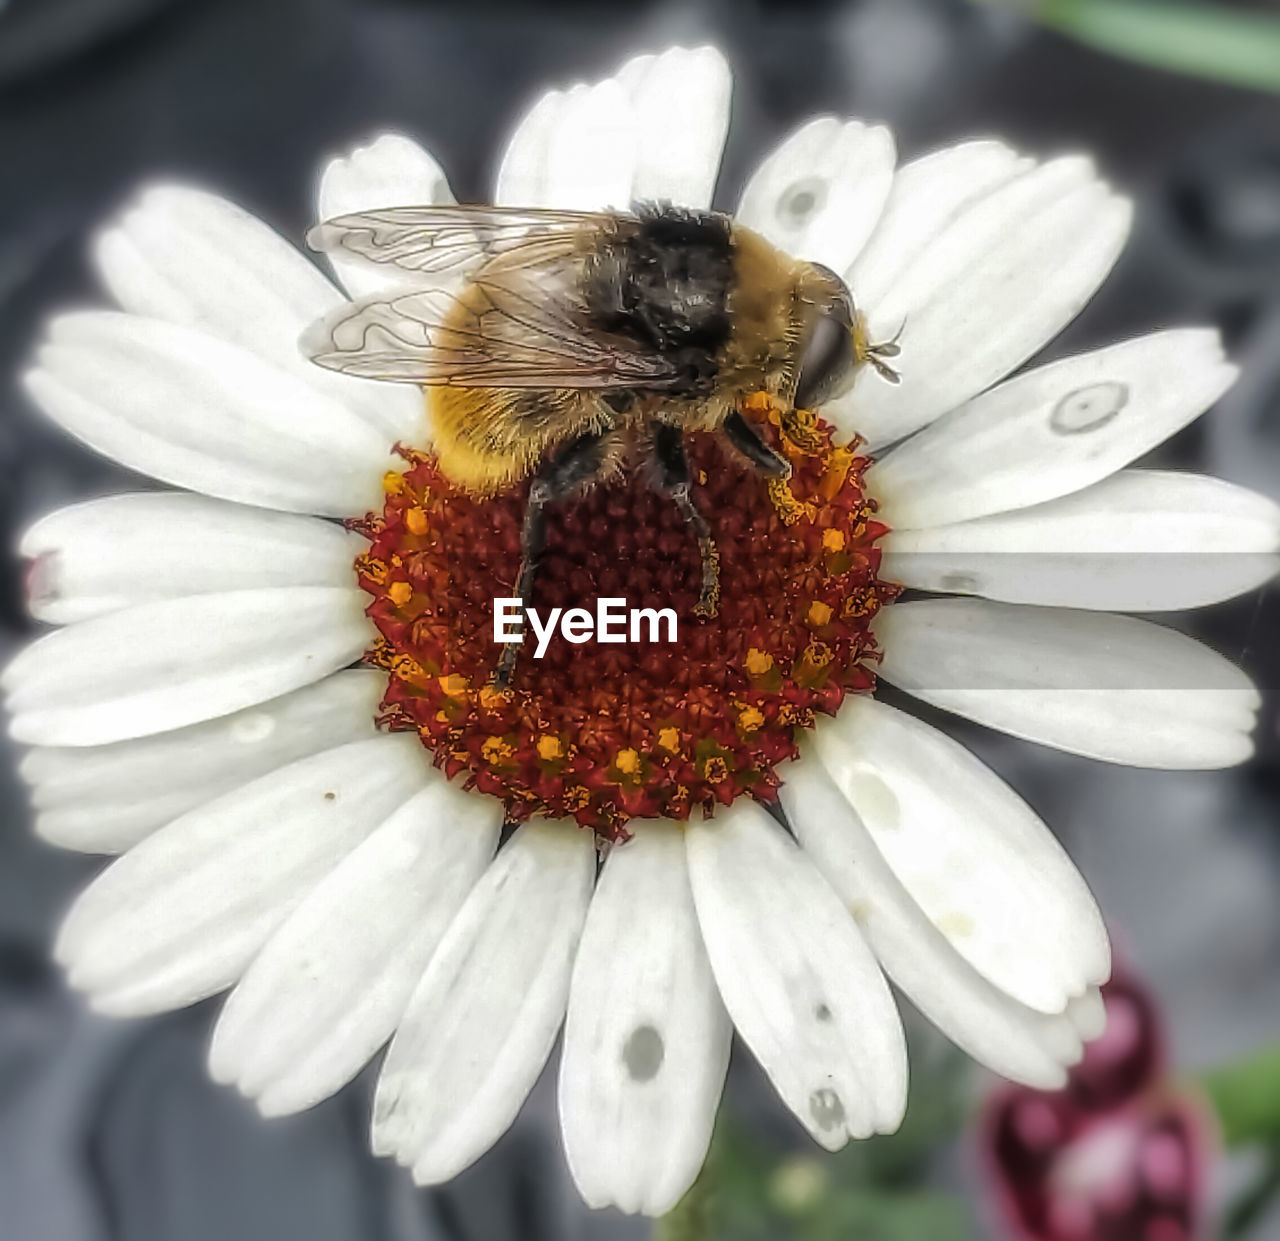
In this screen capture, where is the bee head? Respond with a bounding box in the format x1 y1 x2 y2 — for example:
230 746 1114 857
793 263 900 409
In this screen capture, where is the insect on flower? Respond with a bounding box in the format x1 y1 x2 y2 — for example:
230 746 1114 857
304 203 901 686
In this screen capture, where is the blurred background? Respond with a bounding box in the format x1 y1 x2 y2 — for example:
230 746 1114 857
1 1 1279 1238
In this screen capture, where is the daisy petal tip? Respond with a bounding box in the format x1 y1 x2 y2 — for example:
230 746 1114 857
205 1045 239 1089
408 1162 437 1188
86 986 159 1020
254 1083 310 1120
1218 731 1257 770
205 1012 251 1085
1029 1062 1071 1092
368 1117 398 1160
410 1145 471 1189
635 41 730 78
317 133 451 249
50 920 82 973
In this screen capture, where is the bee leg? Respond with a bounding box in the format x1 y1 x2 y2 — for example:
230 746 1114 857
650 424 720 619
492 430 614 690
723 410 792 478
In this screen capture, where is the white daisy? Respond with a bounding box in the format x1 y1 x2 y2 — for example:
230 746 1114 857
6 44 1277 1218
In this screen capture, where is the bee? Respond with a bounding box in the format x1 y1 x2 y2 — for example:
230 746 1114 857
304 203 900 687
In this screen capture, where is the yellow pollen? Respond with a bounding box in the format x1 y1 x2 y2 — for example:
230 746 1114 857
767 477 812 525
842 588 877 619
355 554 390 585
807 600 833 627
404 507 430 536
438 673 469 698
804 641 833 668
390 654 424 681
382 470 409 496
742 389 779 417
745 648 775 676
778 703 814 728
482 736 514 764
779 405 824 453
657 726 681 753
818 447 855 501
387 581 413 607
478 684 511 709
737 706 765 733
563 785 591 812
537 734 564 761
822 528 846 552
703 756 730 784
614 748 642 775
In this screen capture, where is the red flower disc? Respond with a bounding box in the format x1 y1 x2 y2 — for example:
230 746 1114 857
351 408 897 839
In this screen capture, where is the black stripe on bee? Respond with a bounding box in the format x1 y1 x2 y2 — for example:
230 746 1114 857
585 205 734 397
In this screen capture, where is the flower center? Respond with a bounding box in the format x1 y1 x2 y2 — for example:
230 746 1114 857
350 406 897 840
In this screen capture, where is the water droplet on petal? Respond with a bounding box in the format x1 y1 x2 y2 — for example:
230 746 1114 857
622 1024 664 1081
809 1086 846 1131
1050 382 1129 435
777 177 828 230
229 712 275 744
846 764 900 830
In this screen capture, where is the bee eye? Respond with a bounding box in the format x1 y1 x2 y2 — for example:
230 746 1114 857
794 307 855 410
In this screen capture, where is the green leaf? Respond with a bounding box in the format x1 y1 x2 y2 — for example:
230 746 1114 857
1200 1042 1280 1146
1030 0 1280 92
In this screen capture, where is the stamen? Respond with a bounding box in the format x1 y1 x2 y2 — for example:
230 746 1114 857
351 410 897 840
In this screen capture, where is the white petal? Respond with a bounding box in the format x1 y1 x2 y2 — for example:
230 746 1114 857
495 46 730 211
685 801 907 1148
496 76 637 210
210 777 501 1116
93 185 418 442
781 753 1086 1087
849 139 1032 313
4 587 372 747
53 735 427 1016
316 133 455 299
25 312 395 516
93 185 341 360
20 493 362 625
875 599 1261 768
371 820 595 1183
559 822 731 1216
880 469 1280 612
1067 987 1107 1042
831 156 1132 447
868 331 1239 529
736 118 895 272
494 88 558 207
614 45 731 208
21 671 384 852
804 697 1108 1014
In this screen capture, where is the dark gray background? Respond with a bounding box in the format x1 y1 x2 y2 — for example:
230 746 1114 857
1 1 1279 1238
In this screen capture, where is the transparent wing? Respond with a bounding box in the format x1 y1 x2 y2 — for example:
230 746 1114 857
303 246 680 390
306 204 609 279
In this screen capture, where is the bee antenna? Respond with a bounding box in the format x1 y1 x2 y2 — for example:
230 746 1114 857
870 355 901 385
